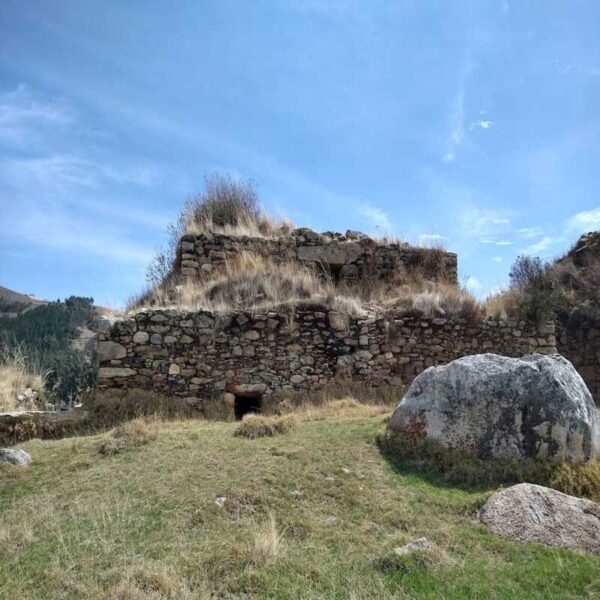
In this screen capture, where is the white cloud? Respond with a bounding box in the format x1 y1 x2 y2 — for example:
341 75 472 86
567 208 600 233
518 226 544 239
359 203 392 232
480 239 513 246
520 236 555 255
470 120 494 130
492 256 503 263
465 276 482 292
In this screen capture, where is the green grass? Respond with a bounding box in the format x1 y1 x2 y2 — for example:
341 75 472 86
1 409 599 599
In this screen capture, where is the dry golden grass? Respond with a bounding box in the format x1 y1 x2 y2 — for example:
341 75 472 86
483 288 524 320
279 396 394 421
96 418 158 455
182 173 294 240
106 563 194 600
0 347 46 412
250 512 285 568
379 279 481 320
234 414 298 439
131 252 365 315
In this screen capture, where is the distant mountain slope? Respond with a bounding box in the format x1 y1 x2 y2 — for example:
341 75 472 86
0 285 47 317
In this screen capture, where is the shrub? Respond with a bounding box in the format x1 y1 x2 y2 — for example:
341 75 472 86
96 418 157 455
234 414 298 439
508 255 562 324
378 431 600 501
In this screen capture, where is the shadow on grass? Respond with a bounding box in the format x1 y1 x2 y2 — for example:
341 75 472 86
376 431 600 501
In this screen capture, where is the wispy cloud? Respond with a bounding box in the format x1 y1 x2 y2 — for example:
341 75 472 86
480 239 513 246
0 84 72 145
520 236 555 255
359 203 392 232
518 226 544 239
458 207 511 239
567 208 600 233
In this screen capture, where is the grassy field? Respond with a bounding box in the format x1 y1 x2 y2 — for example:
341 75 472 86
1 402 599 599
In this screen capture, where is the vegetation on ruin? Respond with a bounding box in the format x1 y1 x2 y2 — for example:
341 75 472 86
484 234 600 326
1 401 599 599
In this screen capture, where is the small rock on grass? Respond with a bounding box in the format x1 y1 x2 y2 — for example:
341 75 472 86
394 537 436 556
0 448 31 466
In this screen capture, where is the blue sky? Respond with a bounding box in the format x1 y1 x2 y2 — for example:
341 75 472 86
1 0 599 307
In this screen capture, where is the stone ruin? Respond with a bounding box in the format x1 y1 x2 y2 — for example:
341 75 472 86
177 228 458 286
96 228 561 417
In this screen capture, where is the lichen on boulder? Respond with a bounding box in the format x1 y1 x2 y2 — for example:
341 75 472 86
388 353 600 463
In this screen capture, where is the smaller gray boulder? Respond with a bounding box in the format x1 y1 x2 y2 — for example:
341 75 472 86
0 448 31 466
478 483 600 554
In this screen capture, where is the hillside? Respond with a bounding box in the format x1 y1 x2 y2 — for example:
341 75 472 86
1 404 598 599
0 285 47 318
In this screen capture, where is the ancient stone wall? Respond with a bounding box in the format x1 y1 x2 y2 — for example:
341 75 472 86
97 306 556 409
177 229 458 286
556 322 600 404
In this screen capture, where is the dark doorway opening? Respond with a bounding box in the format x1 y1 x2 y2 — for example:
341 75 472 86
234 394 262 420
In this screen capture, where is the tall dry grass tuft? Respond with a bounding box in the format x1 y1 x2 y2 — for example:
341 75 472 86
379 278 481 320
96 418 158 455
234 414 298 439
0 346 46 412
251 511 284 568
131 252 365 315
183 173 293 239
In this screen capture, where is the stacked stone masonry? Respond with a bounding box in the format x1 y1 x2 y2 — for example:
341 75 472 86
97 306 557 405
557 322 600 404
177 229 458 286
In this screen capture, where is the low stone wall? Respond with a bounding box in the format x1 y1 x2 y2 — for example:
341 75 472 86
557 321 600 404
97 306 556 407
177 229 458 286
0 410 88 444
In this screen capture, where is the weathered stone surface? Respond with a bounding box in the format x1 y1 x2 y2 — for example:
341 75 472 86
132 331 149 344
168 363 181 376
297 241 362 266
478 483 600 554
230 383 266 397
96 303 558 408
393 537 436 556
328 311 348 332
97 341 127 361
388 353 599 463
97 367 136 379
0 448 31 466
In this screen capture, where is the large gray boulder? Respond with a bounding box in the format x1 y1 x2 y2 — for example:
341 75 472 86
388 353 599 463
478 483 600 554
0 448 31 466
